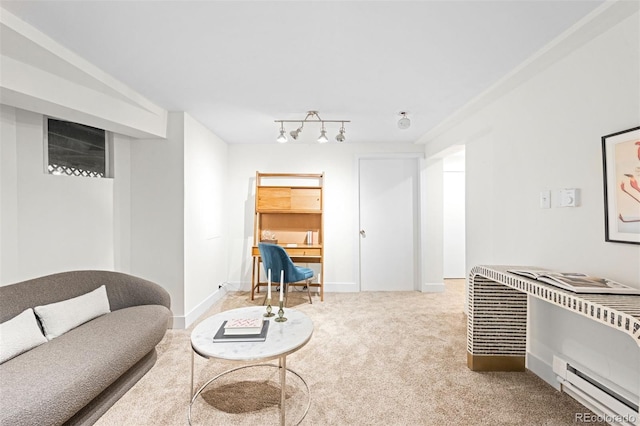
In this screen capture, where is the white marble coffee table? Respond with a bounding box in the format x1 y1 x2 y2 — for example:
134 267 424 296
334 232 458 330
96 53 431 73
189 306 313 426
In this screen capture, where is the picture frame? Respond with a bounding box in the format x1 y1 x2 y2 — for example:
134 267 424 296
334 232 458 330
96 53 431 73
602 126 640 244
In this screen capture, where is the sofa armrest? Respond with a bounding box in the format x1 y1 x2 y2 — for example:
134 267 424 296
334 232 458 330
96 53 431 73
99 272 171 311
99 271 171 311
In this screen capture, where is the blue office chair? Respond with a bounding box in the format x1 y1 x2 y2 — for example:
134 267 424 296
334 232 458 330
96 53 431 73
258 243 314 305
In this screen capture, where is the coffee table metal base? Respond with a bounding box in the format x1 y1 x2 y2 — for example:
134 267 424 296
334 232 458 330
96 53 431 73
189 307 313 426
188 358 310 426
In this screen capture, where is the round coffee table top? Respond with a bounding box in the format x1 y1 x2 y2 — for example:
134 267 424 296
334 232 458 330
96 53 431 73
191 306 313 362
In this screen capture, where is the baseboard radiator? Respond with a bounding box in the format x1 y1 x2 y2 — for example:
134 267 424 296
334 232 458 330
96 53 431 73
553 356 639 426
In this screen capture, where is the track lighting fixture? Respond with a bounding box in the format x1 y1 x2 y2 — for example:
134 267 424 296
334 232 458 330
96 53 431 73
275 111 350 143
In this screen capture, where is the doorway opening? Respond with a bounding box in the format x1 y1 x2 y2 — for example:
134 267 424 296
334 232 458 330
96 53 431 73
443 148 466 278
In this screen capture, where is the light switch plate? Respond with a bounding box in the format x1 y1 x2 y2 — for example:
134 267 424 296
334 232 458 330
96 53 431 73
540 191 551 209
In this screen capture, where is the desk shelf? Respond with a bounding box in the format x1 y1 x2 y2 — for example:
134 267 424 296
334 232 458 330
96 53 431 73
251 172 324 301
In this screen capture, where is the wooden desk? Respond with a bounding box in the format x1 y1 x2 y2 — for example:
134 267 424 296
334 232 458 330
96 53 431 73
467 265 640 371
251 245 324 302
252 172 324 303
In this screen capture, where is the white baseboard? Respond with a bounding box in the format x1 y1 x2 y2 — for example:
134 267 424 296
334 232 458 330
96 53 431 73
527 352 560 391
172 284 229 329
226 281 360 293
325 282 358 292
171 316 186 330
422 282 445 293
226 281 251 292
171 317 186 330
172 280 437 328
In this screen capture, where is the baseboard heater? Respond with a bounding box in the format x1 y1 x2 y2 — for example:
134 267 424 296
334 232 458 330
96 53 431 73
553 356 639 426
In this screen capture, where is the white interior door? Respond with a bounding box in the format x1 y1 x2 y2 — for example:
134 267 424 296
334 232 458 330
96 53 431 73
359 157 419 291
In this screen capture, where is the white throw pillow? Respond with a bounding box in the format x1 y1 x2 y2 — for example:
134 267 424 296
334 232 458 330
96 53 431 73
0 308 48 364
34 285 111 340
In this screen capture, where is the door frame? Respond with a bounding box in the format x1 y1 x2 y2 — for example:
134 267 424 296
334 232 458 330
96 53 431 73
355 152 425 292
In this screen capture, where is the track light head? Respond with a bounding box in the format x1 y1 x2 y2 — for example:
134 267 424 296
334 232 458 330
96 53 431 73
290 125 303 140
277 129 287 143
318 129 329 143
336 124 346 142
276 122 288 143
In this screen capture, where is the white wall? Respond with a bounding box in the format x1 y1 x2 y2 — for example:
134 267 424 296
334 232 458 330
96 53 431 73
425 10 640 397
443 151 465 278
227 142 425 291
423 158 444 290
183 113 228 324
112 133 131 272
130 112 229 327
1 106 116 284
1 105 20 284
130 113 186 318
0 106 230 329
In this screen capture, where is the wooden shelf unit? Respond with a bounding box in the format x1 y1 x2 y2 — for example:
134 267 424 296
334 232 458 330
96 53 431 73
251 172 324 301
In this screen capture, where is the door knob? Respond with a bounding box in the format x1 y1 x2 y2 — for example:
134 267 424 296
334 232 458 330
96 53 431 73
360 230 366 237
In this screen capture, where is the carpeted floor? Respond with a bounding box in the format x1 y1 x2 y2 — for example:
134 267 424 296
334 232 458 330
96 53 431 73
94 280 604 425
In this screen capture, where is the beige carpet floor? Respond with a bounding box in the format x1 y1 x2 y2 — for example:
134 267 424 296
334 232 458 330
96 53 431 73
94 280 604 425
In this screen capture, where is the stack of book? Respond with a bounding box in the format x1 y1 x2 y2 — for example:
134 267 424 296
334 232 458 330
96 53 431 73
507 269 640 295
213 317 269 342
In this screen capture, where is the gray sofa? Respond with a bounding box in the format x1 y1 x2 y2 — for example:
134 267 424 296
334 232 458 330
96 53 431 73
0 270 172 426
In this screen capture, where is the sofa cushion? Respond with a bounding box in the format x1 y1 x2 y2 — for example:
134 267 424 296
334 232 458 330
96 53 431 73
34 285 111 340
0 304 170 426
0 308 48 364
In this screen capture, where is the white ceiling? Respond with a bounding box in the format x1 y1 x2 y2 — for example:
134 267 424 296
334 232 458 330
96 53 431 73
1 0 604 144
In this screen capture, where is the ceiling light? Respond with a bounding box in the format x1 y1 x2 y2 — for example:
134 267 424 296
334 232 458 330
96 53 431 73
275 111 350 143
398 112 411 129
290 125 303 140
318 122 329 143
276 122 288 143
318 131 329 143
336 123 346 142
276 130 287 143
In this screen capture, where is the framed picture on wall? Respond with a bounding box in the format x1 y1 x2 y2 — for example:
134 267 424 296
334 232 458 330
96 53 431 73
602 126 640 244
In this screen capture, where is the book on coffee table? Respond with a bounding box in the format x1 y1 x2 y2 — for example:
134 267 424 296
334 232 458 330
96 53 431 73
224 318 264 335
213 320 269 343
